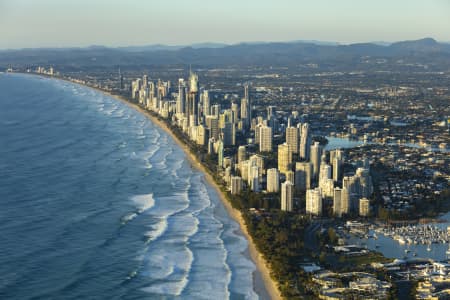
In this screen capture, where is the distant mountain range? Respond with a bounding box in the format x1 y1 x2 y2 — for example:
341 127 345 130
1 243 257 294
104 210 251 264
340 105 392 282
1 38 450 70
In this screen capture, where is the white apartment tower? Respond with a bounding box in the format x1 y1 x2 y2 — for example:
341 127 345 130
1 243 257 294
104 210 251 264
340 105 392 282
259 125 273 152
306 188 322 216
285 119 299 155
277 143 292 174
266 168 280 193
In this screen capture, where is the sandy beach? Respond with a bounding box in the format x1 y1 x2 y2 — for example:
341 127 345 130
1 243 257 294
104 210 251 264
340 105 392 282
105 92 282 300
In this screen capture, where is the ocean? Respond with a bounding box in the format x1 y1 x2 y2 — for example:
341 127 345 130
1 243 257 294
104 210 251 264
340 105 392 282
0 73 260 299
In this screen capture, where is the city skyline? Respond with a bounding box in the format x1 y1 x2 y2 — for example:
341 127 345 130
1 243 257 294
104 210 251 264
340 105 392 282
1 0 450 49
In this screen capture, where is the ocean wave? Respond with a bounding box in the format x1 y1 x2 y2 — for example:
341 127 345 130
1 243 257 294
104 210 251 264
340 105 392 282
121 212 138 224
151 145 174 170
102 104 119 116
131 193 155 213
144 162 153 170
137 185 206 295
204 182 258 299
140 146 159 169
112 109 126 118
143 217 168 245
141 225 193 296
120 193 155 225
136 177 225 297
175 178 234 299
141 276 189 297
169 157 185 177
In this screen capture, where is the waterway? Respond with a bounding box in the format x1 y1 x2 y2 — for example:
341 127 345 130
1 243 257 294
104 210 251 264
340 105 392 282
348 212 450 262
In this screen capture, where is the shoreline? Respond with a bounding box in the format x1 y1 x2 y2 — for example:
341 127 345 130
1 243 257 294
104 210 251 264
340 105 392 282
20 73 282 299
108 92 282 300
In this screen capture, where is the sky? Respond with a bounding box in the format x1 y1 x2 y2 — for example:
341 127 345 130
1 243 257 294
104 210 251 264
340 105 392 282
1 0 450 49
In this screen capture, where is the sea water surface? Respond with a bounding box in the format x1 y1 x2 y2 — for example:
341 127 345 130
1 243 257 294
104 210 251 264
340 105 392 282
0 73 260 299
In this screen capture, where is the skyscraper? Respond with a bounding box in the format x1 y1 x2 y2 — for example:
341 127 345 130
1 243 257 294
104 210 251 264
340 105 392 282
248 154 265 177
142 74 148 89
206 115 219 140
244 83 249 101
278 143 292 174
306 188 322 216
281 181 294 212
202 90 210 118
330 149 343 183
246 84 251 124
238 160 249 181
286 171 295 186
177 78 186 115
237 145 247 164
240 84 251 129
355 168 373 198
231 176 243 195
222 122 235 146
196 124 208 146
299 123 311 160
118 68 123 90
187 72 199 127
211 104 221 117
254 123 263 145
340 187 350 215
266 168 280 193
249 165 260 192
207 137 215 155
285 119 299 155
231 102 239 124
318 158 332 188
259 125 273 152
217 139 224 168
267 106 275 120
310 141 322 182
318 156 334 197
295 161 312 191
333 187 343 217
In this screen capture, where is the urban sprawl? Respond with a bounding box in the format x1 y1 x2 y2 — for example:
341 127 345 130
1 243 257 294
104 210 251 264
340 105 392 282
12 64 450 299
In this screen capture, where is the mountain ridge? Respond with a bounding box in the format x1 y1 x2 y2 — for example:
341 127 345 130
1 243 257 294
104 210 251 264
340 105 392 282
1 38 449 70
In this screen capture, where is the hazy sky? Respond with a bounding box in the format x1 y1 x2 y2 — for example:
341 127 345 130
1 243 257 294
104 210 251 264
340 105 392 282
1 0 450 49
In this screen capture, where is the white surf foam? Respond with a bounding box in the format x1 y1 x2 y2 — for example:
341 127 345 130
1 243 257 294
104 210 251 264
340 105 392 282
176 177 233 299
144 217 168 245
120 193 155 225
131 193 155 213
121 212 138 224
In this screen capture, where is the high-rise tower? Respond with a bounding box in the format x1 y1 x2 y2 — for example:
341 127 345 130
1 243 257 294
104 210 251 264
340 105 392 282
299 123 311 160
278 143 292 174
259 125 273 152
267 168 280 193
281 181 294 212
285 119 299 155
187 72 199 127
118 68 123 90
310 141 322 181
177 78 186 115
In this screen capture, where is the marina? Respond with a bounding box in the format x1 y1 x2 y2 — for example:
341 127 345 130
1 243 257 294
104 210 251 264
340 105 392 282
346 212 450 262
376 224 450 245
